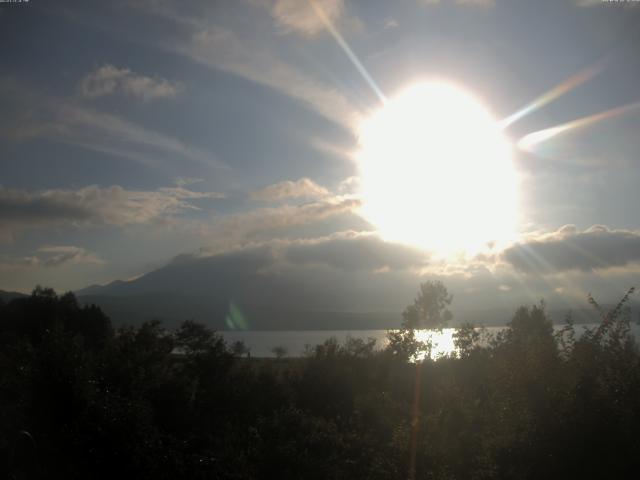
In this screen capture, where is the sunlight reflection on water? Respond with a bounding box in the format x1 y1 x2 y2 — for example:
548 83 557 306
414 329 458 359
222 324 640 359
222 328 463 359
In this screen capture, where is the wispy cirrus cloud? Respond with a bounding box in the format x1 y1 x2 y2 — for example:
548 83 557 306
0 184 224 241
123 1 361 129
420 0 496 6
79 64 184 100
270 0 344 36
181 26 361 128
0 77 223 169
251 178 329 202
50 102 220 168
456 0 496 6
37 245 106 268
0 245 104 271
572 0 603 7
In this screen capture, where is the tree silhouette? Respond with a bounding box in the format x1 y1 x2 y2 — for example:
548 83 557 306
402 280 453 330
230 339 250 358
272 345 288 360
386 281 453 360
2 285 640 479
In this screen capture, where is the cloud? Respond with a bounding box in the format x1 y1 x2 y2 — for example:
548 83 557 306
79 64 184 100
455 0 495 6
49 102 219 168
0 184 224 241
0 246 104 271
122 1 361 129
176 229 427 275
119 0 362 130
195 197 362 250
37 246 105 267
420 0 496 6
182 26 360 129
310 137 357 162
251 178 329 202
384 19 399 29
176 177 205 187
270 0 344 36
0 77 222 169
502 225 640 274
283 231 428 271
572 0 602 6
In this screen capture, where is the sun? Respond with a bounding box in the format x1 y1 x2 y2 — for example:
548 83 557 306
356 81 518 256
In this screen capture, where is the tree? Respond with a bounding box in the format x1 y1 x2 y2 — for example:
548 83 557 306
271 345 288 360
386 281 453 360
230 339 250 358
453 322 481 358
402 280 453 330
174 320 221 356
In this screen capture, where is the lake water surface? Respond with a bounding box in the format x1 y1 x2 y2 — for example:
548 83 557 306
222 324 639 358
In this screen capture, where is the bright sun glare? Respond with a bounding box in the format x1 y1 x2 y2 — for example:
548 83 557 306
357 82 518 256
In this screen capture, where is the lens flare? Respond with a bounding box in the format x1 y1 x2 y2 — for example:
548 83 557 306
518 100 640 151
310 0 386 103
500 61 605 128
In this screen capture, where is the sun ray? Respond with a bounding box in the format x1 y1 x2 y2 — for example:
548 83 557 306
517 100 640 152
309 0 386 104
505 235 612 321
500 60 606 129
508 243 563 301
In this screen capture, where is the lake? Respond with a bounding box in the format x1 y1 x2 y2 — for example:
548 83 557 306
221 324 639 358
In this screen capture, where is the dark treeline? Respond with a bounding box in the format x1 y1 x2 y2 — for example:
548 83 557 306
2 285 640 479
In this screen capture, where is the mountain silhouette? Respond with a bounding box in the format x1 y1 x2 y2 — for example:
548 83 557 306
75 248 404 330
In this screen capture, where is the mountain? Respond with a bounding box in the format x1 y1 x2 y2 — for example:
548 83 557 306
76 280 128 297
0 290 28 303
75 248 408 330
73 247 639 330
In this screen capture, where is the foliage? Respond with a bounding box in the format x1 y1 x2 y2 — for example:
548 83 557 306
452 322 483 358
271 345 288 360
402 280 453 330
1 286 640 479
387 281 453 361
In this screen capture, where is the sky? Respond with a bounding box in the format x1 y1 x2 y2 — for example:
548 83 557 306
1 0 640 316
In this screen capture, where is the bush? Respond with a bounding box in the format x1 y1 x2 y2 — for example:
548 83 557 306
2 286 640 479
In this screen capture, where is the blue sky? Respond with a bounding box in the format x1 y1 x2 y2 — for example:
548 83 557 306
1 0 640 315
